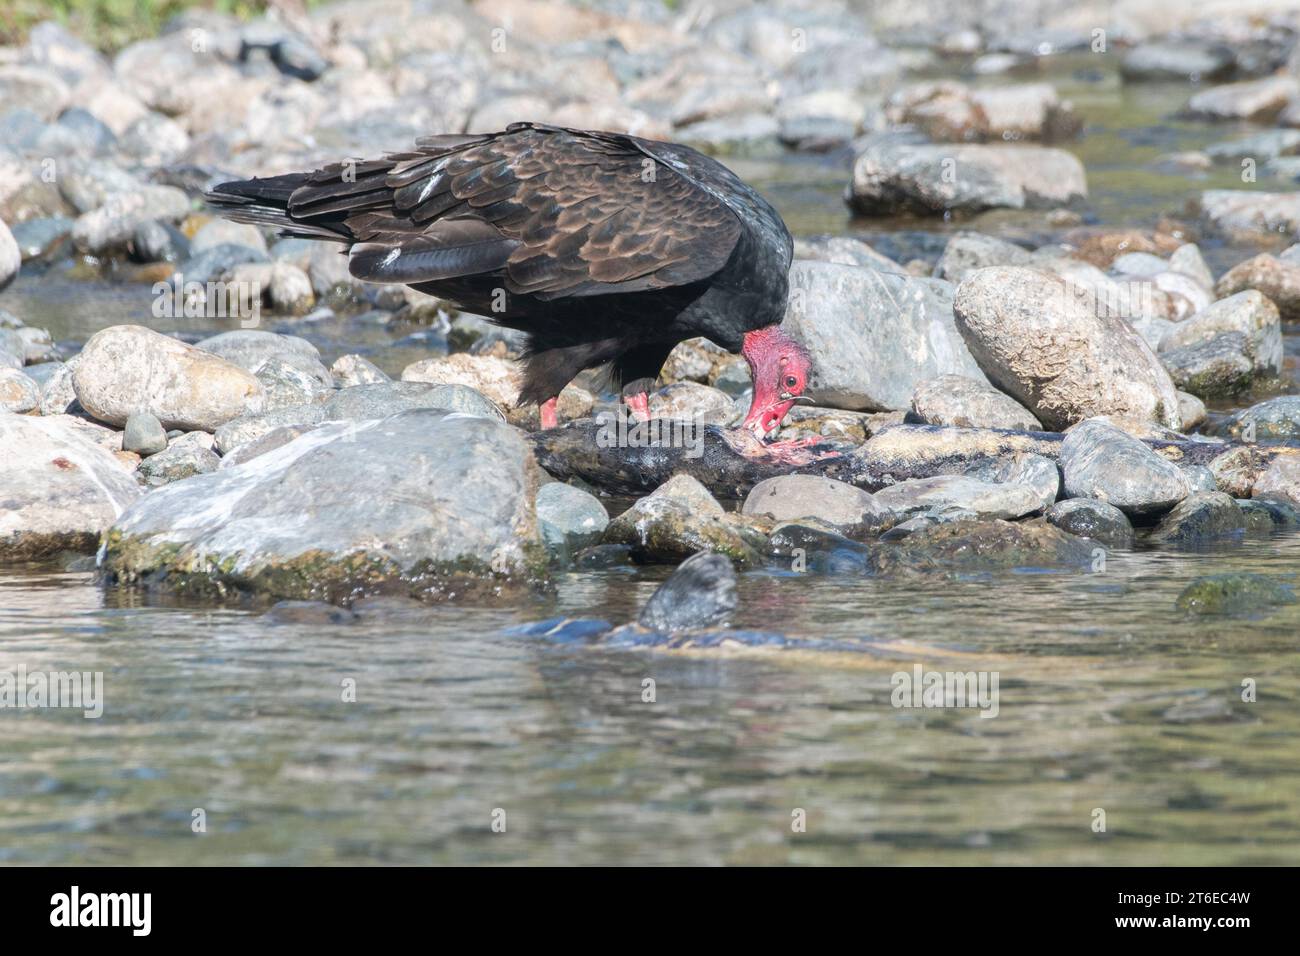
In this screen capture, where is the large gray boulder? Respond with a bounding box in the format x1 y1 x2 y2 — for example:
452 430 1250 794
1 414 141 557
847 139 1086 215
782 260 986 411
953 267 1182 430
100 410 546 602
71 324 264 431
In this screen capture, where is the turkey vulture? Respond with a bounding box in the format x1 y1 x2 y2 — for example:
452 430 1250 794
204 122 812 442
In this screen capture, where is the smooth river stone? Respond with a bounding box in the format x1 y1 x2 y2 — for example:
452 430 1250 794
71 324 263 431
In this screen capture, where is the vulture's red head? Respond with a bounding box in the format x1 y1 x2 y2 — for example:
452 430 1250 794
740 325 812 439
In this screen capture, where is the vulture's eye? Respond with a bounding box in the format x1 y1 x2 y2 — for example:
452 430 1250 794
784 375 798 389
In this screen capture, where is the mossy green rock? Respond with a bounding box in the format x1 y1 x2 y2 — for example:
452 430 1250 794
1175 573 1296 616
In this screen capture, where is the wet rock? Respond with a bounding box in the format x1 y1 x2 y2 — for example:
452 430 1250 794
102 410 546 603
255 358 332 411
933 232 1033 283
0 219 18 290
1045 498 1134 549
1214 254 1300 321
868 517 1093 575
1237 494 1300 531
1060 418 1189 515
1199 190 1300 239
741 475 885 534
1150 491 1246 546
264 600 358 626
70 185 192 254
603 475 767 566
330 354 389 387
1184 76 1298 122
847 138 1086 215
953 266 1182 430
573 543 634 570
1160 333 1256 399
886 81 1079 143
1175 573 1295 616
768 523 871 573
136 431 219 486
225 261 316 316
1206 128 1300 164
0 368 40 412
122 412 167 457
1158 290 1281 380
72 325 263 431
637 551 737 632
195 329 332 386
1120 42 1234 83
1210 395 1300 442
872 474 1045 522
536 481 609 557
0 414 141 558
783 261 985 411
910 374 1041 430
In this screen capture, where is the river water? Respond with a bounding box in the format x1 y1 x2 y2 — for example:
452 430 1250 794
2 56 1299 865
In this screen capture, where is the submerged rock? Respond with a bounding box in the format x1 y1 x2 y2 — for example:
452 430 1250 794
782 260 985 411
1 414 141 558
1150 492 1245 546
101 410 546 603
72 325 263 431
1175 573 1295 616
953 267 1182 430
1059 419 1189 515
868 517 1093 575
637 551 737 632
1045 498 1134 549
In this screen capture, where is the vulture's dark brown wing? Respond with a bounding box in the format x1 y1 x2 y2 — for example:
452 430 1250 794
278 123 743 301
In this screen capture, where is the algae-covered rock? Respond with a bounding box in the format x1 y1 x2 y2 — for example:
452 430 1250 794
868 517 1094 575
100 409 546 603
1175 573 1295 616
